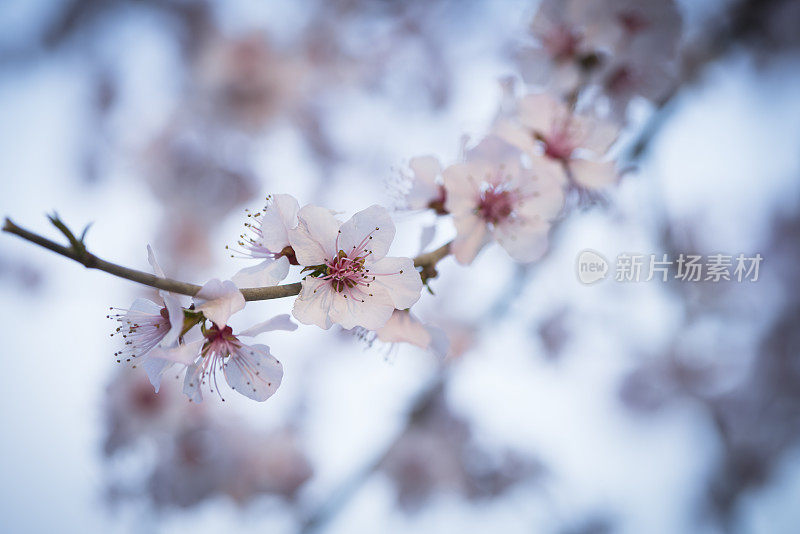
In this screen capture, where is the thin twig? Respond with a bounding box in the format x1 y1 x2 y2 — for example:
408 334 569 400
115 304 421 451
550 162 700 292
2 217 451 302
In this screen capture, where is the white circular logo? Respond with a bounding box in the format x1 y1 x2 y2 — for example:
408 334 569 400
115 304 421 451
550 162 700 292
576 249 609 284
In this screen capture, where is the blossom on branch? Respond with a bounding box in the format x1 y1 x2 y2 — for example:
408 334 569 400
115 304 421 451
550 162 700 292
229 193 300 287
289 204 423 330
181 315 296 403
109 246 186 390
496 93 620 191
376 309 449 357
402 156 447 214
442 137 564 265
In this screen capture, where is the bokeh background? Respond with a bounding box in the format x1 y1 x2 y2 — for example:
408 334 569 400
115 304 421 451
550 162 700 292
1 0 800 533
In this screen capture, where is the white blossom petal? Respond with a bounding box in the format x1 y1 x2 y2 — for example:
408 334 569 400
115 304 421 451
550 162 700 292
292 276 336 329
451 213 490 265
328 287 394 330
183 361 205 403
146 244 166 278
223 344 282 402
494 218 551 263
258 194 300 251
142 356 174 393
232 256 290 288
149 339 203 366
569 159 618 189
376 310 432 349
442 162 483 215
289 205 341 265
367 256 423 310
574 115 619 155
406 156 442 210
239 314 298 337
161 293 185 347
494 119 538 155
194 279 245 327
409 155 441 185
517 92 562 135
337 205 395 262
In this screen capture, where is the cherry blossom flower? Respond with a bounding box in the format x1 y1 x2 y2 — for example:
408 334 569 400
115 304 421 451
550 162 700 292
181 315 295 403
598 51 678 121
109 246 186 389
496 93 620 190
196 32 313 131
144 277 296 402
517 0 602 93
572 0 683 120
229 194 299 288
289 204 423 330
402 156 447 214
442 137 564 265
375 309 449 357
577 0 682 58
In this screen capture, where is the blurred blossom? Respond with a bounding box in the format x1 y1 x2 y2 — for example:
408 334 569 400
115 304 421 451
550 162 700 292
517 0 683 120
195 31 331 133
536 306 572 360
103 369 201 457
147 423 312 508
380 385 542 512
105 369 311 509
444 136 565 264
375 309 449 358
496 93 620 194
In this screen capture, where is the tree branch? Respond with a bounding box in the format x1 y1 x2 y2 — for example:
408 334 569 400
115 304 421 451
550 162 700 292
2 217 451 302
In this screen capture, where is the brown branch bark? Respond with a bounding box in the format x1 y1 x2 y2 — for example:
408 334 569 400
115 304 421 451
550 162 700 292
2 217 450 302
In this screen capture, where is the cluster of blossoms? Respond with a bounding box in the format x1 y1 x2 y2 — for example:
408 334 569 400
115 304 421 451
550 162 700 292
111 197 426 402
517 0 683 120
109 0 684 405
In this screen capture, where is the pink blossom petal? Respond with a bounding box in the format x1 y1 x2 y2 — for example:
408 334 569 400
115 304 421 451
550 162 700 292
292 277 336 329
493 119 538 155
494 218 550 263
376 310 432 349
128 297 162 316
465 136 522 167
573 115 619 155
328 287 394 330
367 256 423 310
569 158 618 189
231 256 290 288
409 155 442 185
289 205 341 265
451 213 490 265
149 339 203 366
517 92 562 135
142 356 174 393
258 194 300 252
162 293 185 347
337 205 395 262
239 314 298 337
223 343 282 402
146 244 166 278
183 361 205 403
194 279 245 328
406 156 442 210
442 162 484 215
